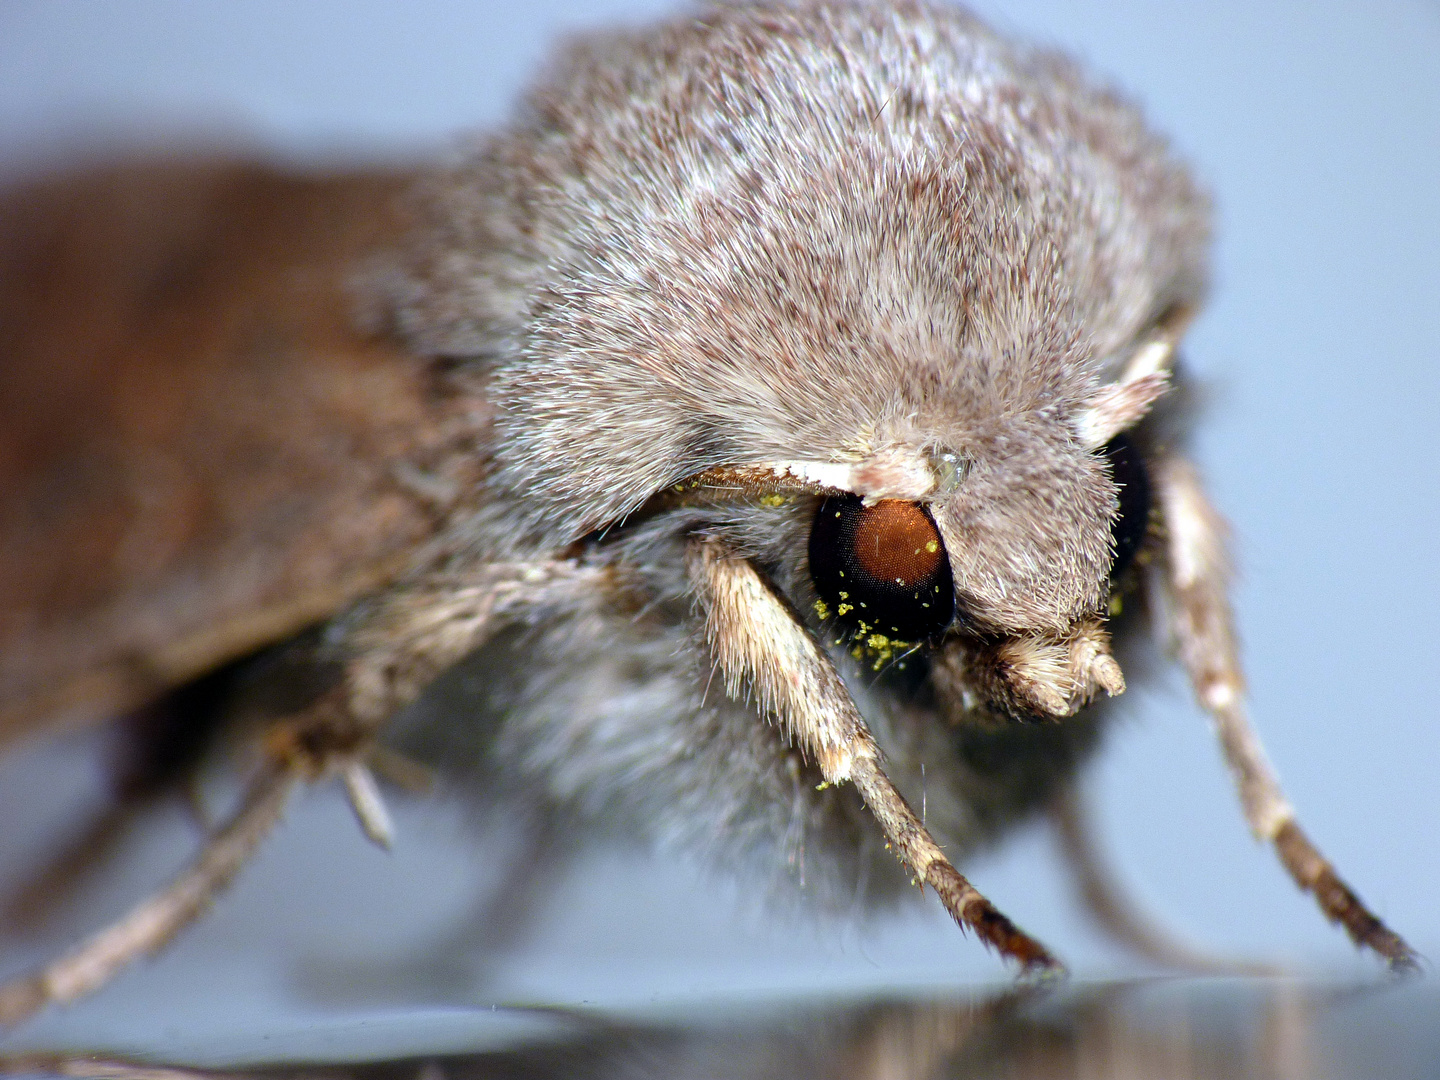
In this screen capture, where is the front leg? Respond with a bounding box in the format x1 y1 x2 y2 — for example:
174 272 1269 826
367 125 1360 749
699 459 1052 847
687 535 1064 976
1153 457 1418 972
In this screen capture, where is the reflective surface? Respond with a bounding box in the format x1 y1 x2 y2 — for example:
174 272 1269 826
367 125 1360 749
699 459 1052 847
5 979 1437 1080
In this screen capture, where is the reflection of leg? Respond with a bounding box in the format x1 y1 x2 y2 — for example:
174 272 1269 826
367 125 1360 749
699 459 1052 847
1153 457 1417 972
1260 978 1317 1080
844 983 1044 1080
1050 784 1273 974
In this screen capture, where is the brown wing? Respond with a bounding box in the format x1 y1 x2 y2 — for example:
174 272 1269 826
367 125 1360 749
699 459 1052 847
0 158 490 748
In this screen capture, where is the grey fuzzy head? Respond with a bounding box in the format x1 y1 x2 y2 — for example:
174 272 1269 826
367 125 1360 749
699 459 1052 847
390 0 1209 636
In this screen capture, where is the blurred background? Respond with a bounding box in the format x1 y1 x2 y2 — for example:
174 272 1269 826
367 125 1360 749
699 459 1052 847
0 0 1437 1071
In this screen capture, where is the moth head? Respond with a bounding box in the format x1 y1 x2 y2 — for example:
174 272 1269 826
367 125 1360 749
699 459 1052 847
388 2 1208 720
669 328 1170 721
841 327 1174 718
788 312 1182 639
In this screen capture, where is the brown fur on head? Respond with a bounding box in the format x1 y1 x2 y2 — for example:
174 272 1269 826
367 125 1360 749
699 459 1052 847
389 0 1209 640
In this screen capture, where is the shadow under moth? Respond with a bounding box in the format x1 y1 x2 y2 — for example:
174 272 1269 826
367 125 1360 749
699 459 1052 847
0 0 1417 1026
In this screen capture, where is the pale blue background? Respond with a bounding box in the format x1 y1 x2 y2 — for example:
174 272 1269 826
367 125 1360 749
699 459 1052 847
0 0 1437 1062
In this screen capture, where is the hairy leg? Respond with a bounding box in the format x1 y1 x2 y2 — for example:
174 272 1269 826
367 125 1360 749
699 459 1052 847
0 558 605 1025
688 536 1063 976
0 766 296 1026
1152 457 1417 972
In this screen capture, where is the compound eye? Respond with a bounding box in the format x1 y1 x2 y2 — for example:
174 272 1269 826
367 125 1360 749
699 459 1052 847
1103 433 1151 580
808 495 955 642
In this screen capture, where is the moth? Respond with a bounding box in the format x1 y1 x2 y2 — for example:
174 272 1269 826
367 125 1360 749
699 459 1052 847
0 0 1416 1026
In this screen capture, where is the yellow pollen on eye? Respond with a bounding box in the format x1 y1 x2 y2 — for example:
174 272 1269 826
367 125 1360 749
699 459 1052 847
925 540 939 553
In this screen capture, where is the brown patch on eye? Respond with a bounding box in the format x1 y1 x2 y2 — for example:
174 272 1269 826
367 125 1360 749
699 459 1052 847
850 500 944 587
809 495 954 642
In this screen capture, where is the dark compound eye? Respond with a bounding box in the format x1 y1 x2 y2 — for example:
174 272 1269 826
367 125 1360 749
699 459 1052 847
1103 433 1152 580
808 495 955 642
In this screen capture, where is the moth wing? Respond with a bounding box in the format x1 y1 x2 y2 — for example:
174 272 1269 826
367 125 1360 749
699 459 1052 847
0 159 490 747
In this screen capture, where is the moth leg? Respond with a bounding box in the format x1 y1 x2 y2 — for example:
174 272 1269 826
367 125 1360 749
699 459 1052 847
0 763 298 1027
264 557 609 835
336 558 607 723
1153 457 1418 972
688 537 1064 976
2 662 240 935
1050 784 1275 974
0 558 603 1026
